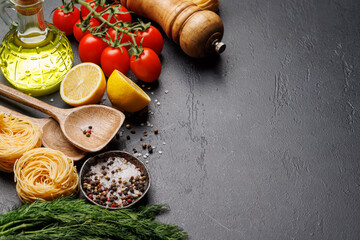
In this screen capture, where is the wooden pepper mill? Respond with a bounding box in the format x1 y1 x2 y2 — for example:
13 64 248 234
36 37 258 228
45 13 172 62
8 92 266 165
120 0 226 58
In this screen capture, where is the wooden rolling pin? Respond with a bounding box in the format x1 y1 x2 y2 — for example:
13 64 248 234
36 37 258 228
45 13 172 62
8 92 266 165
120 0 226 58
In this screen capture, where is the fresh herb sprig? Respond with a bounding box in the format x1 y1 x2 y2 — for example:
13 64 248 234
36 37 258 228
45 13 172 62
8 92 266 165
0 197 188 240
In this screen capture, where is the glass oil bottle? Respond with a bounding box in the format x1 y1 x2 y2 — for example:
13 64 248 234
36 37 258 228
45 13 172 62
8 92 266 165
0 0 73 96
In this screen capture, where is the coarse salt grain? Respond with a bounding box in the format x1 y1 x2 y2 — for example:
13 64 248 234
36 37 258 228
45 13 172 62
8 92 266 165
89 157 143 207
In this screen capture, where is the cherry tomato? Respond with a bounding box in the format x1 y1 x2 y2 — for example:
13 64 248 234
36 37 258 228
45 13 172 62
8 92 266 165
103 5 132 24
80 0 105 18
79 34 108 65
135 25 163 55
101 46 130 77
73 18 100 42
52 6 80 36
130 48 161 83
106 28 132 50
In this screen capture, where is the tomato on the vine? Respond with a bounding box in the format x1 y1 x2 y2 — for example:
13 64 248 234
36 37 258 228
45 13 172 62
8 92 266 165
135 25 163 55
103 5 132 24
52 6 80 36
101 46 130 77
80 0 105 18
73 18 100 42
130 48 161 83
106 28 132 50
79 34 108 65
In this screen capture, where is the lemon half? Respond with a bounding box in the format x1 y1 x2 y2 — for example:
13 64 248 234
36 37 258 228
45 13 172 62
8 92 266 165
60 63 106 107
107 70 151 112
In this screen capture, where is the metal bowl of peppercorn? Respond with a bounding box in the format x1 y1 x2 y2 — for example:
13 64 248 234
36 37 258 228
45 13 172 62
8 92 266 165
79 151 151 209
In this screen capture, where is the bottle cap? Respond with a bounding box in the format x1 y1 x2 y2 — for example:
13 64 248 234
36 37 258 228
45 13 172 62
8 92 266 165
13 0 42 16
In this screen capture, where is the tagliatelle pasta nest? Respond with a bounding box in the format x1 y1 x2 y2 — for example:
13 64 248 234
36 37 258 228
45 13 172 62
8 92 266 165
14 148 79 203
0 113 42 172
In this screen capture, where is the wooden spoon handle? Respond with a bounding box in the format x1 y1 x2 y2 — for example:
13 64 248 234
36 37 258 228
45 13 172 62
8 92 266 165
0 83 62 120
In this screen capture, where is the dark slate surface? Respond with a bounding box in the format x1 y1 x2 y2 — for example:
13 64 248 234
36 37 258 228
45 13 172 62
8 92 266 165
1 0 360 239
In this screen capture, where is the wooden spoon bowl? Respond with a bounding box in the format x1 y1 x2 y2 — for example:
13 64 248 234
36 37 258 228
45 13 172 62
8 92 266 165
62 105 124 151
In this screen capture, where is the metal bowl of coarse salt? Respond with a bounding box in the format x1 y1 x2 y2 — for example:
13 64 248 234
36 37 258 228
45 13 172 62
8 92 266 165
79 151 151 209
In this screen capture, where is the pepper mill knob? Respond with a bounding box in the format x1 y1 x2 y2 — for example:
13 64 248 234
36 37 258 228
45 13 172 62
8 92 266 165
214 41 226 54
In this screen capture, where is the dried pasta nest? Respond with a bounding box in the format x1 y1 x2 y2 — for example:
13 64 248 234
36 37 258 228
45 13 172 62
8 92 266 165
192 0 219 12
0 113 42 172
14 148 79 203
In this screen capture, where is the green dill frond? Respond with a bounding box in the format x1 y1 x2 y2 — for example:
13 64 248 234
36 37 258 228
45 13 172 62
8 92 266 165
0 197 188 240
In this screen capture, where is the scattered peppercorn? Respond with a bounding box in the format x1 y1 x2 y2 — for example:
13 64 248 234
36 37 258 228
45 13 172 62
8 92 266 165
142 143 147 149
143 131 148 136
86 133 91 137
125 124 131 129
130 128 136 134
140 137 143 141
147 145 153 154
154 129 158 134
126 135 130 140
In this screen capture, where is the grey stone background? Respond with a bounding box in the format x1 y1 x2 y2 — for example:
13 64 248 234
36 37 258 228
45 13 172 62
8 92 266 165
0 0 360 239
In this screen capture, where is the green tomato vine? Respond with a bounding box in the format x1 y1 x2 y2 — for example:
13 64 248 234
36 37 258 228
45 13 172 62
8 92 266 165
61 0 149 56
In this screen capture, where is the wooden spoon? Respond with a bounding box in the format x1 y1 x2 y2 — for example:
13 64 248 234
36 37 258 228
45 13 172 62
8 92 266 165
0 105 86 161
0 83 125 152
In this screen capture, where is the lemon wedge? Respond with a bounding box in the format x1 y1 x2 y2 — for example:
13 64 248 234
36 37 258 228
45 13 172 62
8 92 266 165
60 63 106 107
107 70 151 112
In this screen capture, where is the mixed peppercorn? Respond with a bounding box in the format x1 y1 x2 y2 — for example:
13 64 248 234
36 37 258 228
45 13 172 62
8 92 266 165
82 157 148 208
82 126 93 137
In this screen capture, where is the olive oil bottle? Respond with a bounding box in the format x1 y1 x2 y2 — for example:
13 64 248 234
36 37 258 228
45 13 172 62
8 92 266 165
0 0 73 96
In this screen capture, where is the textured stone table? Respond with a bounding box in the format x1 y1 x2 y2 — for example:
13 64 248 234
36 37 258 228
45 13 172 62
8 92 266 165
0 0 360 239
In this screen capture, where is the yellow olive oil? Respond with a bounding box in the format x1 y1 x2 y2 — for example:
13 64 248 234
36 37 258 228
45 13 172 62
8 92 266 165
0 24 73 96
